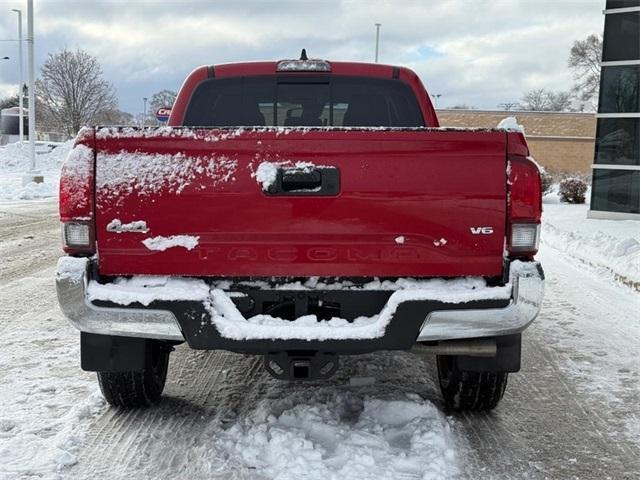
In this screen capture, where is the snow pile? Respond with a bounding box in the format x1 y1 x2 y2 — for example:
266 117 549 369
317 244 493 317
96 151 237 205
207 275 511 341
254 161 279 191
0 140 73 173
0 390 105 478
0 181 57 201
218 390 458 479
252 161 327 191
0 141 73 201
142 235 199 251
56 256 88 284
542 202 640 289
87 276 209 306
496 116 524 133
213 274 498 292
207 289 383 341
106 218 149 233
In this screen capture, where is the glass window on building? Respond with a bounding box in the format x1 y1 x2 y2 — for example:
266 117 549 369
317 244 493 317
603 12 640 62
598 65 640 114
595 118 640 165
591 170 640 214
606 0 640 9
592 1 640 219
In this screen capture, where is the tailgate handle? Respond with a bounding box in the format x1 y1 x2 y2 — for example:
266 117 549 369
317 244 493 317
281 169 322 191
268 167 340 196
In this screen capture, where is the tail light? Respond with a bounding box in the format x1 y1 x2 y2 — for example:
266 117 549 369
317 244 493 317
507 155 542 258
59 128 95 255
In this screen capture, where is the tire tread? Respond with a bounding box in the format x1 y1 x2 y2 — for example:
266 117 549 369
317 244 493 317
97 345 169 408
437 355 508 411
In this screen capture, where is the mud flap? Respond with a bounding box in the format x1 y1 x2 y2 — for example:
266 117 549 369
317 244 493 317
81 332 150 372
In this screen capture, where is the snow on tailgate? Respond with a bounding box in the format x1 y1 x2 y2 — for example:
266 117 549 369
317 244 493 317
252 160 331 191
60 143 93 209
106 218 149 233
142 235 199 251
96 150 237 205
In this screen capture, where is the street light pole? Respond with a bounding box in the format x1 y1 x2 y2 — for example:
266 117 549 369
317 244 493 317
24 0 40 183
12 9 23 143
374 23 381 63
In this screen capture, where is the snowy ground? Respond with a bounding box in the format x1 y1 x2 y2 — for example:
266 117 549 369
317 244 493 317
542 189 639 290
0 141 72 201
0 199 638 479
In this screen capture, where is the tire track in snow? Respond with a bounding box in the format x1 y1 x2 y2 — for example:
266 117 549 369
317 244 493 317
3 203 640 479
72 350 267 478
450 245 640 479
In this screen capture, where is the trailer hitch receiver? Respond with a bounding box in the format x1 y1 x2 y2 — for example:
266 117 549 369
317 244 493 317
264 351 339 380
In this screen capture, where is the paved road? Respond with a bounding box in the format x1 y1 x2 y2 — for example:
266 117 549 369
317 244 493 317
1 200 638 479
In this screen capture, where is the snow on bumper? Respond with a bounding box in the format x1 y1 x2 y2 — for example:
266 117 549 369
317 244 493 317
55 258 544 346
55 257 184 341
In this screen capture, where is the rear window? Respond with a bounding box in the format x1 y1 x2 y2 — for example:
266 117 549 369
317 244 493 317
183 75 424 127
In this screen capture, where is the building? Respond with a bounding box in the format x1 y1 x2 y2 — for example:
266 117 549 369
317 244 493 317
589 0 640 219
438 109 596 174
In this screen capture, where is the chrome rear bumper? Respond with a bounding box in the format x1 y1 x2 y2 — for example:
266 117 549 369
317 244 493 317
56 258 544 346
56 258 184 341
417 261 544 341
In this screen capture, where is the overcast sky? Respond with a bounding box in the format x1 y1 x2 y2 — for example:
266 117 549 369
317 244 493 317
0 0 604 115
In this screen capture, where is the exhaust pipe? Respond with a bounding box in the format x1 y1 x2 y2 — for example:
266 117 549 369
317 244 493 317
412 338 497 357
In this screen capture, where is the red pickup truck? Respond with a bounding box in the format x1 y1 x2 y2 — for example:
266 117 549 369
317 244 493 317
56 55 544 411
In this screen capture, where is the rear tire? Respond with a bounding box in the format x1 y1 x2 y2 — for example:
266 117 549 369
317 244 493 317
97 342 170 408
436 355 508 411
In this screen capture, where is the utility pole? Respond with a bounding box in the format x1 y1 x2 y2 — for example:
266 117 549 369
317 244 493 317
12 9 23 143
431 93 442 108
374 23 381 63
24 0 40 184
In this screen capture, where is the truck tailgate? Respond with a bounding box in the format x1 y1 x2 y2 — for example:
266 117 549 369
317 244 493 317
94 128 507 278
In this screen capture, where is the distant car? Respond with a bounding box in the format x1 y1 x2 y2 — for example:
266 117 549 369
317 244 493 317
56 54 544 411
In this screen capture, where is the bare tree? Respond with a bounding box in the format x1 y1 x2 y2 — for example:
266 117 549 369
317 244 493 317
568 34 602 109
143 89 177 125
520 89 549 111
546 91 573 111
95 109 134 125
498 102 520 111
520 88 573 112
149 89 177 113
0 94 19 110
448 104 477 110
35 49 118 135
